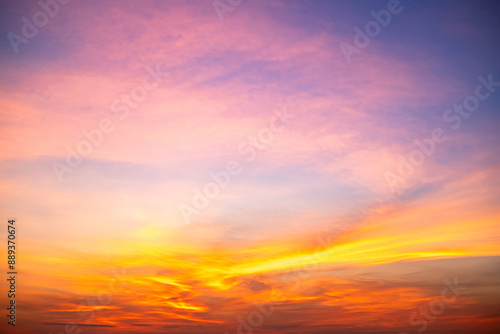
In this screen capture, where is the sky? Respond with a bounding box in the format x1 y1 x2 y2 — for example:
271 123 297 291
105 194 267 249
0 0 499 333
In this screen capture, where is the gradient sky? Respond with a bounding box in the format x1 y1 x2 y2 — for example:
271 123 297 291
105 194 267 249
0 0 499 333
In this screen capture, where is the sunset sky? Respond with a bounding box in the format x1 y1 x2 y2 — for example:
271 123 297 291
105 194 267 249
0 0 499 333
